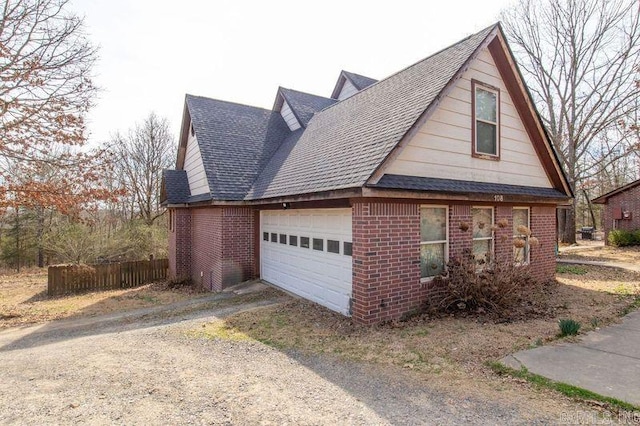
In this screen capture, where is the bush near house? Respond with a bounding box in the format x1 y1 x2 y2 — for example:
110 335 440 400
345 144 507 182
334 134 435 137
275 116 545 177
608 229 640 247
426 249 535 316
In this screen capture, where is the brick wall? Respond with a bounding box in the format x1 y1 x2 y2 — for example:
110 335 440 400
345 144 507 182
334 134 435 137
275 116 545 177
190 206 256 291
530 206 557 282
191 208 223 290
602 186 640 244
448 205 472 259
352 202 422 324
168 208 191 281
220 207 256 288
494 206 514 264
351 202 557 324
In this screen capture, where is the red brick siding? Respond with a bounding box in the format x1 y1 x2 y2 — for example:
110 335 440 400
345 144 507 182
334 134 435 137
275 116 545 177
221 207 256 288
530 206 557 282
351 202 557 324
168 208 191 281
352 202 423 324
602 186 640 244
190 207 256 291
448 205 472 259
494 206 514 264
191 208 223 290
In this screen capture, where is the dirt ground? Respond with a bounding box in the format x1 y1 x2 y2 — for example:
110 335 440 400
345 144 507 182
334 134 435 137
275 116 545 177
200 264 640 417
0 287 581 425
0 270 208 329
559 242 640 264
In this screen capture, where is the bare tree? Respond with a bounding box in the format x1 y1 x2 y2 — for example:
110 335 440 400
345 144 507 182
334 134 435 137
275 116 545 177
501 0 640 243
113 113 175 225
0 0 116 211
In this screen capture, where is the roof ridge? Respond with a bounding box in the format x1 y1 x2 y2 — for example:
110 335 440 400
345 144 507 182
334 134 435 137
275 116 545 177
185 93 272 113
317 23 500 115
279 86 333 101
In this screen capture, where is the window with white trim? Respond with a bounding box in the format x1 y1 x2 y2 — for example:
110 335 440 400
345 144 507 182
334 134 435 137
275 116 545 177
473 81 500 157
513 207 530 265
420 206 448 279
472 207 494 264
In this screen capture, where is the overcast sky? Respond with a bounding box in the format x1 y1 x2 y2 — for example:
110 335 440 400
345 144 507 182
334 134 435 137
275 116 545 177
69 0 514 146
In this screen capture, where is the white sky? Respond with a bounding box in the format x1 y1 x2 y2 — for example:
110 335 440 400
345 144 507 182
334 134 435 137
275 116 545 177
69 0 514 146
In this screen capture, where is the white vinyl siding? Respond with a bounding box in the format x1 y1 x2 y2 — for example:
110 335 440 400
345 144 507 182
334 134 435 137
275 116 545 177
184 130 209 196
281 100 301 131
337 79 359 100
386 47 552 188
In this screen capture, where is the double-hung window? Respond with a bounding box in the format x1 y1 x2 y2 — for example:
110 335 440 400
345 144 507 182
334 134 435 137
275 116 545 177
473 80 500 158
472 207 494 264
513 207 531 265
420 206 448 279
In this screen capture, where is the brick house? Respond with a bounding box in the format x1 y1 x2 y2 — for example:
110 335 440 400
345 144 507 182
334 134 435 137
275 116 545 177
592 179 640 243
161 24 572 324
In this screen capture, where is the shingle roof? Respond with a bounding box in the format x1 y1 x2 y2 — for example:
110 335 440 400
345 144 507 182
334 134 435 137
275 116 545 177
343 71 377 90
245 25 495 200
162 170 190 204
279 88 337 127
186 95 290 201
372 175 569 199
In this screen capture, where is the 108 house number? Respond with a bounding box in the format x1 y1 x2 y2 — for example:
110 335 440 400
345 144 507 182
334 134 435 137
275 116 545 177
494 195 504 202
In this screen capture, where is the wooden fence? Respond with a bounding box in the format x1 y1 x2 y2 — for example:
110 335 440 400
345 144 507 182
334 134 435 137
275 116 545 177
47 258 169 296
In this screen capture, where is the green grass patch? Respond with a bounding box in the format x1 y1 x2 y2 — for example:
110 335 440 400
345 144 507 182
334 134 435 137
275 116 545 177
556 264 588 275
558 319 581 336
620 297 640 317
488 361 640 413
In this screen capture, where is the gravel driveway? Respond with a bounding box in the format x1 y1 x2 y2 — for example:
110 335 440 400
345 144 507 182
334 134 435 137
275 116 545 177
0 286 556 425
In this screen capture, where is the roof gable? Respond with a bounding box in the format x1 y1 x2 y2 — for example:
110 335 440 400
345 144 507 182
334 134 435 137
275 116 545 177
330 70 378 100
367 25 572 198
275 87 337 128
185 95 290 200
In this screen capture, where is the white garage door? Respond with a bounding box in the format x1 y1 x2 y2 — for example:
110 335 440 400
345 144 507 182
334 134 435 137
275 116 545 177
261 209 352 315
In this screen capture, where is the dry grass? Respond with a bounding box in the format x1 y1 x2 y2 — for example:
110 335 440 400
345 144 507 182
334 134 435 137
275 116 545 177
195 265 640 414
0 270 209 329
559 244 640 264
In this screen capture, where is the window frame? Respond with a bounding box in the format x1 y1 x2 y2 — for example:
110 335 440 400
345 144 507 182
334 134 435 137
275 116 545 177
419 205 449 282
513 207 531 265
471 79 500 160
471 206 495 265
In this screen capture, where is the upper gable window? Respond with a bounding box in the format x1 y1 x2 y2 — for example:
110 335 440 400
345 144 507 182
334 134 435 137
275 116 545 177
472 80 500 159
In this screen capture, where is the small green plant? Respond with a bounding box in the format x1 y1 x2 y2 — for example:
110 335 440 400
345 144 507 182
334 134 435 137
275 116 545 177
556 264 587 275
590 317 600 328
558 318 581 336
608 229 638 247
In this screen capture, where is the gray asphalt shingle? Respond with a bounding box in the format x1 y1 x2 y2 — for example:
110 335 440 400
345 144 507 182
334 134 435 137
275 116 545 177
245 25 494 200
343 71 377 90
372 174 567 199
185 95 290 201
279 88 337 127
162 170 190 204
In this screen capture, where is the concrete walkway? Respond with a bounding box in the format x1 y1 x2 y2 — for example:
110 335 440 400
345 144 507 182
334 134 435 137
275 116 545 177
501 310 640 406
557 257 640 273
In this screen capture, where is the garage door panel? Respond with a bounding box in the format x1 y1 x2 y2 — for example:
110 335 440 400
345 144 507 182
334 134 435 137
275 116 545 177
261 209 352 316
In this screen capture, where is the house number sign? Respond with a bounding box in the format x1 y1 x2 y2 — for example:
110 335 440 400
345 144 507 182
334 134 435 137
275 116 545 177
494 195 504 202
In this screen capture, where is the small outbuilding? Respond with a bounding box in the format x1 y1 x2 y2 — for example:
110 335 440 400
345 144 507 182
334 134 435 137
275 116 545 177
592 179 640 243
